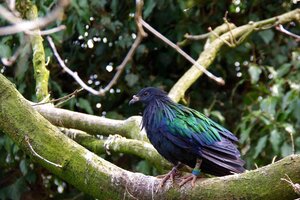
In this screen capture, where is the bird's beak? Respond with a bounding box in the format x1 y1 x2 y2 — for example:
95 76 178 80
129 95 140 105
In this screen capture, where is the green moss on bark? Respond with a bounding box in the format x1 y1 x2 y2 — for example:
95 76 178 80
16 1 50 101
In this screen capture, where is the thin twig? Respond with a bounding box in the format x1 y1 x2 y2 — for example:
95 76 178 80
1 43 24 66
35 25 66 35
25 135 62 168
99 34 144 95
140 19 225 85
271 156 277 164
55 89 82 107
184 32 211 40
47 36 101 95
0 0 69 35
281 174 300 195
276 24 300 41
31 88 83 107
48 0 146 96
208 26 233 47
99 0 146 95
290 131 295 155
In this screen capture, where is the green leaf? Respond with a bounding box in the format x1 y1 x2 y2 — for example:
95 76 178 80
125 73 139 87
258 29 274 44
78 98 94 114
239 123 254 144
135 160 151 175
144 0 156 19
293 100 300 124
254 135 268 158
25 171 37 184
0 177 28 200
19 159 28 175
0 43 11 58
276 63 292 78
281 142 292 157
248 64 262 84
260 97 277 118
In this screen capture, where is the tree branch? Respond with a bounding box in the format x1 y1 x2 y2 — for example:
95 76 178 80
1 73 300 199
276 24 300 41
140 19 225 85
169 8 300 102
60 128 171 172
21 2 50 101
47 0 146 96
33 104 148 142
0 0 69 35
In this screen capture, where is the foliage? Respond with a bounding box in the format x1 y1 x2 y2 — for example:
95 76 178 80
0 0 299 198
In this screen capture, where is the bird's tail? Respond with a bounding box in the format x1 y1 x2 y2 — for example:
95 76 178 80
200 139 245 176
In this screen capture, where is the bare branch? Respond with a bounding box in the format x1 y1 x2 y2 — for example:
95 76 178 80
184 32 211 40
33 103 148 142
47 0 146 96
276 24 300 41
31 88 83 107
98 0 147 95
1 43 24 66
99 34 144 95
140 19 225 85
47 36 102 95
281 174 300 196
0 0 69 35
36 25 66 35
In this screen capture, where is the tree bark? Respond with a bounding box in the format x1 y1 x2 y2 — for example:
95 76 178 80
1 74 300 199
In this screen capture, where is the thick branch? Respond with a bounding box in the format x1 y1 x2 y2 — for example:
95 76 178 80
60 128 171 172
33 104 148 142
169 9 300 102
0 74 300 199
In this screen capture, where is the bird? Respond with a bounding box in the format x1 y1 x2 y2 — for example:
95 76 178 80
129 87 245 187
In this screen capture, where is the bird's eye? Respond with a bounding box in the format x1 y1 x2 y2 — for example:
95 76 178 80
143 91 149 96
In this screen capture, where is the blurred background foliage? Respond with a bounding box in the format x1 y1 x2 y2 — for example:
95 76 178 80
0 0 299 199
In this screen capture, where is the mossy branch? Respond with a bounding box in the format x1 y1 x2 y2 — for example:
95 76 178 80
1 74 300 199
169 8 300 103
17 2 50 101
33 104 148 142
60 128 171 172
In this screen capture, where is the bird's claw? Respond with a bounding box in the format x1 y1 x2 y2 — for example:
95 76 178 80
157 168 180 189
178 174 198 187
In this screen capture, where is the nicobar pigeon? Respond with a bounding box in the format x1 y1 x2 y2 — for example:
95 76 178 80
129 87 245 187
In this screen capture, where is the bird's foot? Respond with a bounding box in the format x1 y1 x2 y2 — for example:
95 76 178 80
178 174 198 187
157 167 180 188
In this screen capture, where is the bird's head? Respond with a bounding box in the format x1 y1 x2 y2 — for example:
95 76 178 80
129 87 168 105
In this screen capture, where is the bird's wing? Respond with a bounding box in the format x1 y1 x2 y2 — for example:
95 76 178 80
157 104 245 174
159 104 238 150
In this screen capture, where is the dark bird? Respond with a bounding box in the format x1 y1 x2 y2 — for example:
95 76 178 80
129 87 245 187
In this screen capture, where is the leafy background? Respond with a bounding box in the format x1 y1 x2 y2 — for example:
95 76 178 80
0 0 299 199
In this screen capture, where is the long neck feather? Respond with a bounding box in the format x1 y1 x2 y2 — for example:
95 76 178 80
142 96 176 130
